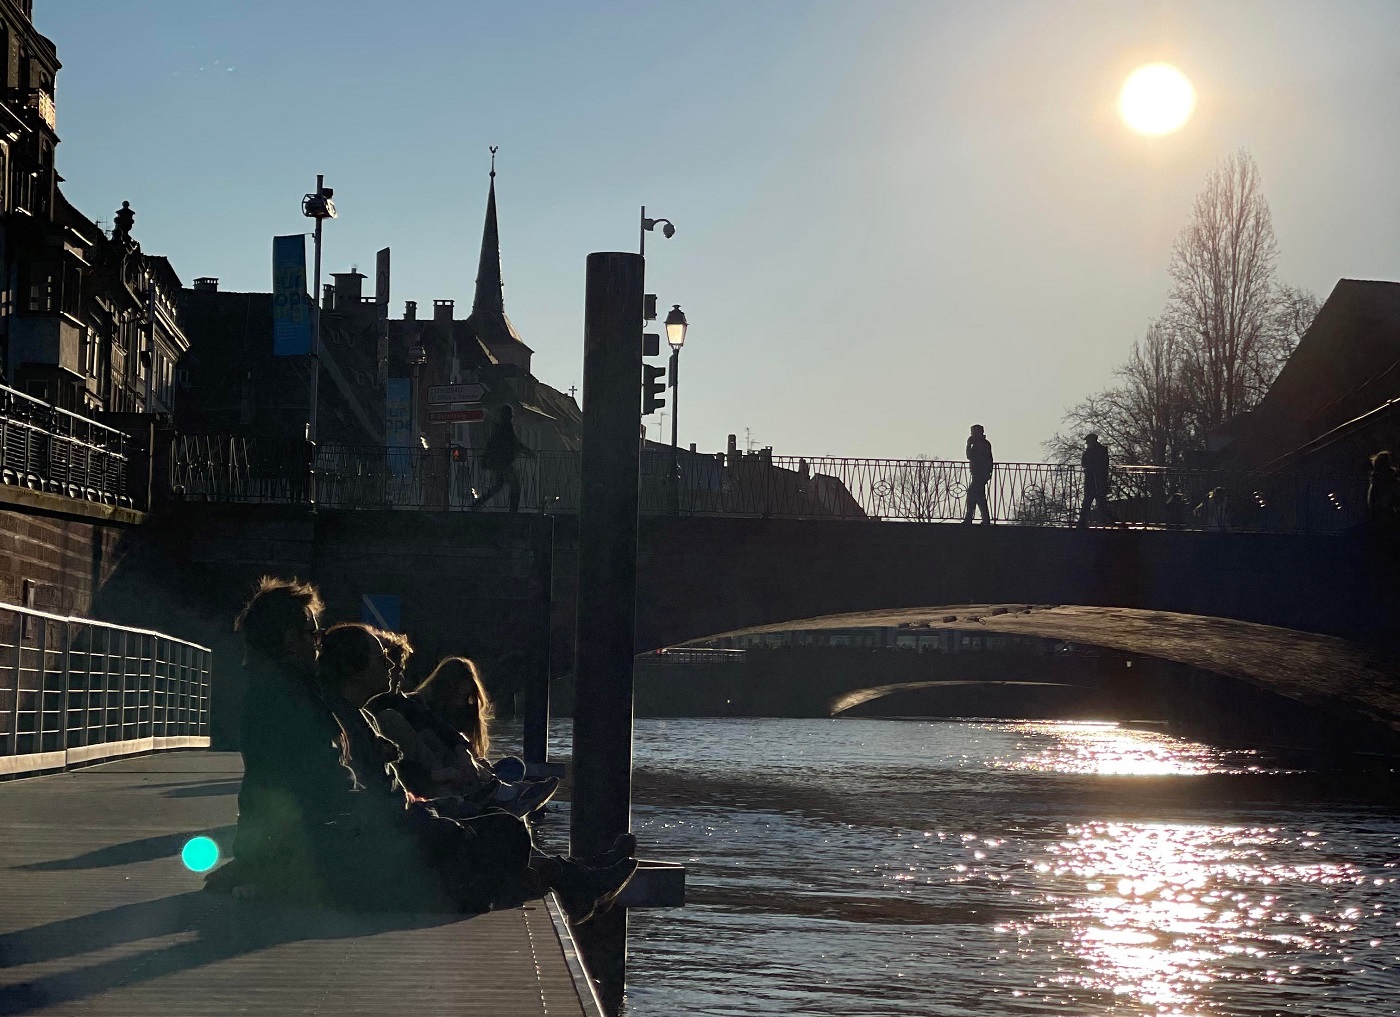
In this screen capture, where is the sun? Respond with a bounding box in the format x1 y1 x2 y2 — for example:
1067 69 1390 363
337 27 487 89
1119 63 1195 136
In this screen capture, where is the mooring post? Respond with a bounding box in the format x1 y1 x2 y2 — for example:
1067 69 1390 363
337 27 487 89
522 514 554 767
569 251 644 1012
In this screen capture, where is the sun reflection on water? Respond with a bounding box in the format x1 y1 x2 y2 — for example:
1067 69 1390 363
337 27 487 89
995 721 1277 776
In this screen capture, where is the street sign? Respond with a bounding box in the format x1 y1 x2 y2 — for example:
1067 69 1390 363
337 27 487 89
428 383 484 405
428 407 486 424
361 593 401 630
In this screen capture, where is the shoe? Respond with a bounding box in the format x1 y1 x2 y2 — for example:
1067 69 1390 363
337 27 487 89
496 776 560 817
553 857 638 925
576 832 636 869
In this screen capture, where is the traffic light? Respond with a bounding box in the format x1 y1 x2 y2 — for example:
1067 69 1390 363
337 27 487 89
642 363 666 415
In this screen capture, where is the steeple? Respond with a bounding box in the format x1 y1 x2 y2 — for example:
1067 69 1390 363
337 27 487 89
472 146 504 317
464 147 532 372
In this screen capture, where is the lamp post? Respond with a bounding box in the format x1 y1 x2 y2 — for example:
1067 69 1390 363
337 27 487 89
301 175 336 443
408 342 427 444
664 304 688 448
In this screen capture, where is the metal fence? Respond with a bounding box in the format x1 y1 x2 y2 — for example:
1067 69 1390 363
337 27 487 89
1 384 133 506
168 436 1368 533
0 602 212 776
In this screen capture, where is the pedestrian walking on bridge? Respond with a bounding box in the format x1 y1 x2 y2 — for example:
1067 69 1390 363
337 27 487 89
963 424 994 524
1078 433 1117 528
468 404 533 513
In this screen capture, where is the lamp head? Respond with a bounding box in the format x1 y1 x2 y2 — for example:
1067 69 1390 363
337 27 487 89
664 304 688 349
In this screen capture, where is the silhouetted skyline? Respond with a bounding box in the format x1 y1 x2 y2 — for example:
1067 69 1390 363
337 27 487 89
43 0 1400 460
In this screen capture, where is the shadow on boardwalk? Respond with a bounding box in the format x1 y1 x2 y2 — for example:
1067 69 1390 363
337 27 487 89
0 891 465 1015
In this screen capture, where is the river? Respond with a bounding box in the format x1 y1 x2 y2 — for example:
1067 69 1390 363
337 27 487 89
523 717 1399 1016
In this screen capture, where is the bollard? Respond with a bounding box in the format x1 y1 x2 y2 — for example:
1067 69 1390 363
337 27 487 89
569 252 644 1014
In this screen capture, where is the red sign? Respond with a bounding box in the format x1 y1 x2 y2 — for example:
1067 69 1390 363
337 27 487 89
427 407 485 424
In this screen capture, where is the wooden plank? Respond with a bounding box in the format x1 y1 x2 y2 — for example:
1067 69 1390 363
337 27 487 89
0 752 590 1016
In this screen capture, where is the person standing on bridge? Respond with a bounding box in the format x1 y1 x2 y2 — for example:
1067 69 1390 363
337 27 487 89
1078 433 1117 528
467 404 533 513
962 424 994 524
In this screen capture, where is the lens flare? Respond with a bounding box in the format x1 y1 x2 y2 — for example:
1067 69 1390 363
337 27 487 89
181 835 220 873
1119 63 1195 136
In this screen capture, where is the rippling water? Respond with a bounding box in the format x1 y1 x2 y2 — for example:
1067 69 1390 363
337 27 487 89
528 717 1400 1016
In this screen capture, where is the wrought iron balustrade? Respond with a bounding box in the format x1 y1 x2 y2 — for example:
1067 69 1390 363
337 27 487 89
0 384 133 506
167 435 1367 534
1 603 212 775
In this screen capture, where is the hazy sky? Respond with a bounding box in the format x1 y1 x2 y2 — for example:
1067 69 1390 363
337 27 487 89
40 1 1400 460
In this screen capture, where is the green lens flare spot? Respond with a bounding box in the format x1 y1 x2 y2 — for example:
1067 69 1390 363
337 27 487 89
181 835 220 873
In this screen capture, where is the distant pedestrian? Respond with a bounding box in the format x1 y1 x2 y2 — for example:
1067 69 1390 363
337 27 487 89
468 405 533 513
1078 433 1116 528
962 424 994 524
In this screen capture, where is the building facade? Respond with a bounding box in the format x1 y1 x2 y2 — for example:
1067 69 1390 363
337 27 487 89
0 1 189 417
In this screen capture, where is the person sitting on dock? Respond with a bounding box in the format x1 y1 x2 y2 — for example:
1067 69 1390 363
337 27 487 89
315 623 627 917
213 578 636 922
320 630 556 816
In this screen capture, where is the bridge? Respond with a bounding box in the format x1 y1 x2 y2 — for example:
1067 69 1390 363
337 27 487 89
2 411 1393 755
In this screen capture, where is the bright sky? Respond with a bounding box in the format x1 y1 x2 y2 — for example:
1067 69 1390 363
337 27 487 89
40 0 1400 461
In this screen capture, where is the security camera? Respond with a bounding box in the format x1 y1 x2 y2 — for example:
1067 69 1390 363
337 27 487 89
661 222 675 239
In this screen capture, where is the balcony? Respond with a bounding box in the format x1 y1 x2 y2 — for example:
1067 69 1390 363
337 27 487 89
22 88 55 131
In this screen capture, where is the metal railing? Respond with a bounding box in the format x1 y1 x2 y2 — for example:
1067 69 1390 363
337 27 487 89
1 384 133 507
168 436 1368 534
0 602 212 776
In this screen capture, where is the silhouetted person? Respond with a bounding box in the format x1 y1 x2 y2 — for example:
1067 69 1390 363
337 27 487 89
962 424 994 524
468 404 532 512
1078 433 1116 528
1369 450 1398 529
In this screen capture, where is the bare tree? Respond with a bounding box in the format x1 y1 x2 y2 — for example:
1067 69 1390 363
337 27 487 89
1046 319 1192 467
1168 150 1285 432
1049 150 1319 467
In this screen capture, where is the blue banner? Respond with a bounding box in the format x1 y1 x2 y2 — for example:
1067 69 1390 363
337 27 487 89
272 235 311 356
385 377 413 475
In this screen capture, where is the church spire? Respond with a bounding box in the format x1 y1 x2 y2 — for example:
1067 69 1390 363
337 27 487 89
472 146 504 317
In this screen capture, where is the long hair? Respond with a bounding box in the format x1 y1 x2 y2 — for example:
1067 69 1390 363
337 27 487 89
318 623 385 699
410 656 493 757
369 628 414 691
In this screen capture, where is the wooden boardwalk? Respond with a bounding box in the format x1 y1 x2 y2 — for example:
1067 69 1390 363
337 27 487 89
0 752 601 1017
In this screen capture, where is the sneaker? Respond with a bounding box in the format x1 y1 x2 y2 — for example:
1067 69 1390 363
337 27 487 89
553 857 638 925
576 832 637 869
496 776 560 817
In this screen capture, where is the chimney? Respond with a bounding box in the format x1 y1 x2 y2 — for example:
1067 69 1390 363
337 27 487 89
193 277 218 292
433 299 454 322
404 300 417 321
332 270 365 308
323 283 335 310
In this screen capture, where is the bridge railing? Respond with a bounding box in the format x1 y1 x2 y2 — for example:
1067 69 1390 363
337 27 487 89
1 383 133 507
167 436 1367 533
0 603 212 776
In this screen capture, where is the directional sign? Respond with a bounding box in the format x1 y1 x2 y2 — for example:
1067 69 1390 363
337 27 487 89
428 407 486 424
428 383 484 405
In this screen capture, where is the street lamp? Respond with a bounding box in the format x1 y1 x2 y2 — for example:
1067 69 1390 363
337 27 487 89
408 342 427 443
664 304 688 449
302 175 336 443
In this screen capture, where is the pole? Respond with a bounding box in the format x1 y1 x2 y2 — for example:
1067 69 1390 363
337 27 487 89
570 251 644 1013
669 346 680 514
522 515 553 766
308 174 325 444
638 205 646 258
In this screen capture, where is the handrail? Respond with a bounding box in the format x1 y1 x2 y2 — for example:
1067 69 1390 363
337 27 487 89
1 601 213 775
0 383 134 507
168 435 1367 533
